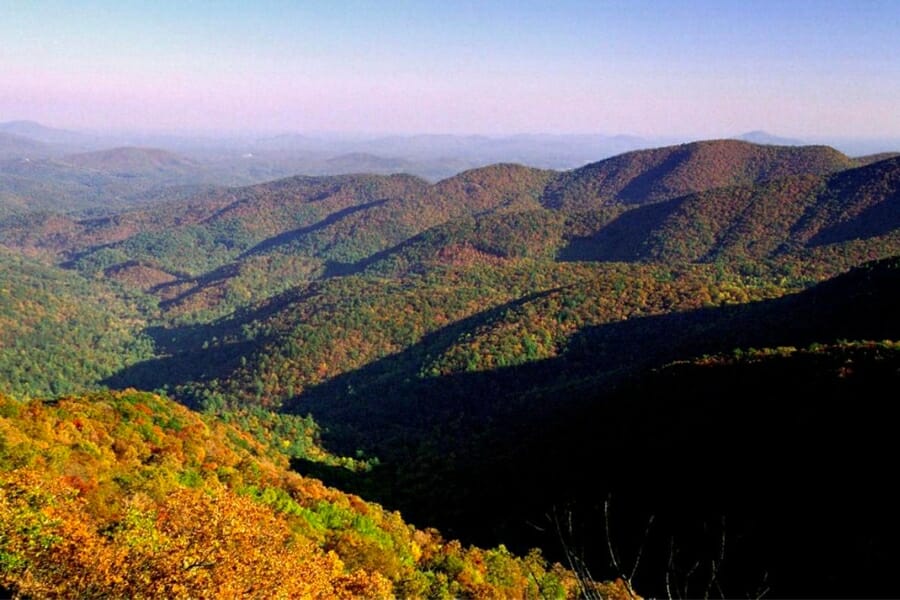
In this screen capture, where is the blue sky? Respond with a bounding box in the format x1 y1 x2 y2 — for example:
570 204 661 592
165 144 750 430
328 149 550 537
1 1 898 137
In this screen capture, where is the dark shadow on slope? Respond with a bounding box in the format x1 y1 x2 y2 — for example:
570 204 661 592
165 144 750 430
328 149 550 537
320 215 508 278
102 256 900 596
102 338 260 407
283 257 900 597
809 190 900 246
543 345 900 599
59 241 130 269
557 198 679 262
103 285 323 402
616 145 690 204
105 284 562 407
151 264 241 311
292 256 900 460
319 240 411 277
791 157 900 249
239 198 389 258
318 228 465 278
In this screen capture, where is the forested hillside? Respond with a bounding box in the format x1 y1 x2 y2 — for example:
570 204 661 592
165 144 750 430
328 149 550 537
0 250 154 397
0 390 599 598
541 140 855 209
1 139 899 597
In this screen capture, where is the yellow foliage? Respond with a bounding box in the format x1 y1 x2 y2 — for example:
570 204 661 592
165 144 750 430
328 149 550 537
0 390 584 598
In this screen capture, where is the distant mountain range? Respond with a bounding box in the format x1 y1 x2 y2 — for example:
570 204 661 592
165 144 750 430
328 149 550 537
3 139 895 271
0 131 51 160
0 119 102 149
734 130 804 145
61 146 197 173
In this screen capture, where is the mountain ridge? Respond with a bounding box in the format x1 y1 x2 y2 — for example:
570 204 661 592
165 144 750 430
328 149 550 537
542 139 856 210
1 132 900 596
0 132 51 161
62 146 197 173
0 119 101 149
734 130 804 145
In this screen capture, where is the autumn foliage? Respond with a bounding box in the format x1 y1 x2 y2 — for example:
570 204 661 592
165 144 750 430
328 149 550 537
0 390 580 598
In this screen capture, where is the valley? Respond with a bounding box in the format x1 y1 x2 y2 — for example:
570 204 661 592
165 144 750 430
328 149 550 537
1 128 899 597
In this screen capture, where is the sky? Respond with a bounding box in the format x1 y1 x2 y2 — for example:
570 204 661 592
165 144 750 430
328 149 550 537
1 0 898 138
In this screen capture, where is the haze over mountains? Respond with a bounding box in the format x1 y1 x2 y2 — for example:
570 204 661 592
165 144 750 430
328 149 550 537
0 120 657 190
5 0 900 594
2 120 898 210
1 118 900 597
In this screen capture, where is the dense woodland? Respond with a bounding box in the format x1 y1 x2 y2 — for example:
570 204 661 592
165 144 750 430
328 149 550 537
1 135 899 597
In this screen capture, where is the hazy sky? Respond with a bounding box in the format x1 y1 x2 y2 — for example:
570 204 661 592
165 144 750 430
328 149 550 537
1 1 898 137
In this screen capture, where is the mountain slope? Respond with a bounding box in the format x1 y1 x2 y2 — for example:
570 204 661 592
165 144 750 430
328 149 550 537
0 389 586 599
0 140 874 285
0 249 154 397
62 146 197 173
11 166 552 302
0 152 221 218
854 151 900 166
0 120 94 147
283 257 900 597
0 132 50 161
542 139 856 210
359 209 568 278
2 136 900 598
795 155 900 246
0 187 233 259
561 156 900 267
1 139 892 328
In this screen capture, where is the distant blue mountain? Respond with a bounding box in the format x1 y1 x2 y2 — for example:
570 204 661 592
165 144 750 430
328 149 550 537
734 130 804 146
0 120 102 149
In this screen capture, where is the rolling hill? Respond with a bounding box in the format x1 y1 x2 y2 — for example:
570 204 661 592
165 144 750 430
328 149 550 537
542 139 856 210
61 146 197 174
1 140 881 292
0 132 51 161
0 149 221 218
1 137 900 596
559 155 900 268
323 152 419 174
0 120 97 148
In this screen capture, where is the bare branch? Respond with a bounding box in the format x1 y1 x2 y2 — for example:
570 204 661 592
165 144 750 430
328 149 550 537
604 495 622 575
629 514 655 582
704 517 727 599
666 537 676 600
553 508 590 599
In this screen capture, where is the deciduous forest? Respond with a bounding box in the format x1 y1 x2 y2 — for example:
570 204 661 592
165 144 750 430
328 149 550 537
1 134 899 597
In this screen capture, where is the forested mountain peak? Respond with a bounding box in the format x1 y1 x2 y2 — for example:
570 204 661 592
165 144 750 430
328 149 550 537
436 162 554 185
542 139 856 210
557 153 900 267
